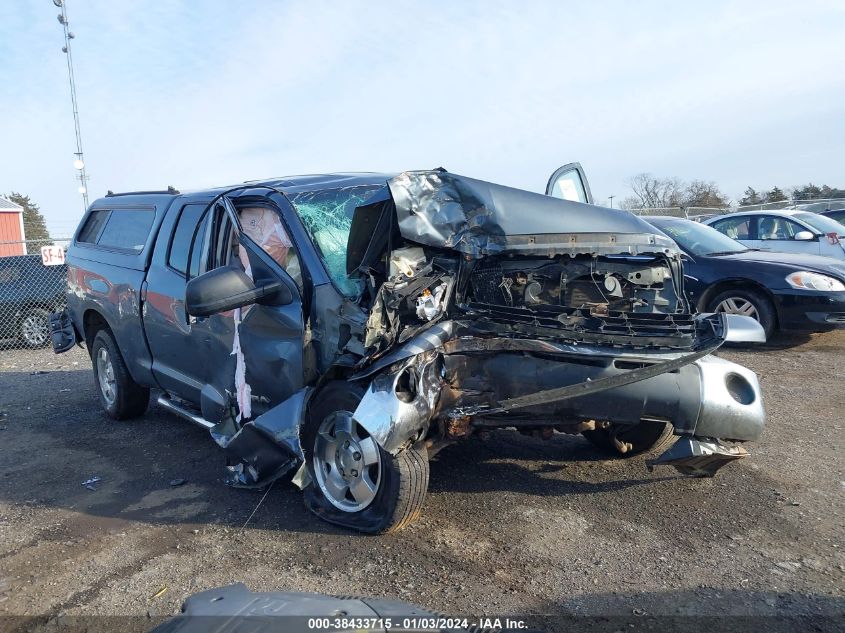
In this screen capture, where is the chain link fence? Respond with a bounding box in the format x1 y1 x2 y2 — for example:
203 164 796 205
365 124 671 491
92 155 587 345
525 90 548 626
626 206 726 220
627 198 845 220
0 239 71 350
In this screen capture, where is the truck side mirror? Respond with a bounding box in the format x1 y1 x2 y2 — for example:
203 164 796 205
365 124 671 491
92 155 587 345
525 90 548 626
185 265 292 317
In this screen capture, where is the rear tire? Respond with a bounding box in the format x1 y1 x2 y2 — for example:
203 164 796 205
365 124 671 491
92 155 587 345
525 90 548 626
303 381 429 534
707 288 776 340
19 308 51 348
582 420 675 457
90 329 150 420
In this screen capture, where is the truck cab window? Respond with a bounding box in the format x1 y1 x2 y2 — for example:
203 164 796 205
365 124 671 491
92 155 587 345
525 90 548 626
168 204 209 277
96 209 154 252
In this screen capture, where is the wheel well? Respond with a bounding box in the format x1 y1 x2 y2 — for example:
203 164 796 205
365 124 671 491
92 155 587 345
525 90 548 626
697 280 779 324
83 310 112 351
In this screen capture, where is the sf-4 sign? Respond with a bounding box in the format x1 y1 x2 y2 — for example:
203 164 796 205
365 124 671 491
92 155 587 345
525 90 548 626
40 245 65 266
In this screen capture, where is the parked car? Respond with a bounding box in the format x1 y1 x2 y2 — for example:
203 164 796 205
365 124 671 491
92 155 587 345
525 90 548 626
53 168 766 533
703 210 845 260
820 208 845 226
644 217 845 339
0 254 67 348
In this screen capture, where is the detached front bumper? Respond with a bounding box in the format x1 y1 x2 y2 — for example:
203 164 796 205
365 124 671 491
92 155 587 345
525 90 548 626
351 342 765 458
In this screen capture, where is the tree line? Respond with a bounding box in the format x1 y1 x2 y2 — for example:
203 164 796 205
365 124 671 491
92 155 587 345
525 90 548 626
621 174 844 210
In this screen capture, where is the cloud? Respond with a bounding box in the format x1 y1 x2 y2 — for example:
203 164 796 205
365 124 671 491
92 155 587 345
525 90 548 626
0 0 843 235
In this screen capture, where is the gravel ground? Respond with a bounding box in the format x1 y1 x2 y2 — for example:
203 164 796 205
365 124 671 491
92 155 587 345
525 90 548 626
0 333 843 628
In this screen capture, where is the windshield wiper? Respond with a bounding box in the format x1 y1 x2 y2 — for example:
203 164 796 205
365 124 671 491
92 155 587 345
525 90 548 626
706 250 748 256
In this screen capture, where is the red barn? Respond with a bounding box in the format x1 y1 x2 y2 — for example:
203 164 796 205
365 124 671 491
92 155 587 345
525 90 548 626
0 196 26 257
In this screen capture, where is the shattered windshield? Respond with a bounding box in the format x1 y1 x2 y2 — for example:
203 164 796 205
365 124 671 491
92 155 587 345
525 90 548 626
288 185 383 297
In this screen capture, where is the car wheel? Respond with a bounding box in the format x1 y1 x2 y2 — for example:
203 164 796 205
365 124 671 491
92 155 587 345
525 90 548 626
708 288 776 340
19 308 51 348
582 420 675 457
90 329 150 420
303 381 429 534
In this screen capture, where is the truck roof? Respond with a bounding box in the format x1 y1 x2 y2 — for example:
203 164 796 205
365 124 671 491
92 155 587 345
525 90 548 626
99 172 395 204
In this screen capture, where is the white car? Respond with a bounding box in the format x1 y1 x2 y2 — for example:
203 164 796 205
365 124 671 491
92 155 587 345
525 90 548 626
703 210 845 260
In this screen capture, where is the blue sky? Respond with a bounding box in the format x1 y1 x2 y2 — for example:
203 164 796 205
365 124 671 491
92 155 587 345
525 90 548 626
1 0 843 237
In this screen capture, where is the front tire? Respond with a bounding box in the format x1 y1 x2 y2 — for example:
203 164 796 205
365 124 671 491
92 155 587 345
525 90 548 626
90 330 150 420
582 420 675 457
303 381 429 534
707 288 776 340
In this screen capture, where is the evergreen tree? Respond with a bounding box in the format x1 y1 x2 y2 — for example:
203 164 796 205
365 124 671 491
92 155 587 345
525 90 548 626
739 187 762 206
764 187 788 203
6 192 51 243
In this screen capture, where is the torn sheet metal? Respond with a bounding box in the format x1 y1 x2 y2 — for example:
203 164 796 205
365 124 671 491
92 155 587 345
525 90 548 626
351 353 442 455
386 170 680 257
230 206 297 424
646 436 749 477
223 388 310 488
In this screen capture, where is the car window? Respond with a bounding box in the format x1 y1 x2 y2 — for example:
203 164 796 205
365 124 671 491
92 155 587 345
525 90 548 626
95 209 155 252
757 216 804 240
793 212 844 235
77 209 110 244
712 216 752 240
827 210 845 225
168 204 208 277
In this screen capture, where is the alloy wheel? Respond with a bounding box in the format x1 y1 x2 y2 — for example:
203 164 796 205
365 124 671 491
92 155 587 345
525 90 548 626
96 347 117 406
21 313 49 346
313 411 382 512
714 296 759 321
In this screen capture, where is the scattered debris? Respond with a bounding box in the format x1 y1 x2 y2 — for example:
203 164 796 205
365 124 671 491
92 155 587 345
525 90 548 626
151 586 168 600
81 476 101 491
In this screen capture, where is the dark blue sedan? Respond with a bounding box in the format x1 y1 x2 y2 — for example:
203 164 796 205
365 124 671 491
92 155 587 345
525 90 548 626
645 216 845 339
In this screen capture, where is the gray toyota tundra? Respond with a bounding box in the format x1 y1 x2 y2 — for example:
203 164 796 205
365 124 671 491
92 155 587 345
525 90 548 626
51 165 766 533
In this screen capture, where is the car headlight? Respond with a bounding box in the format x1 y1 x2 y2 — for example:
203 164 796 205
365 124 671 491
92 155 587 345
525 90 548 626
785 271 845 291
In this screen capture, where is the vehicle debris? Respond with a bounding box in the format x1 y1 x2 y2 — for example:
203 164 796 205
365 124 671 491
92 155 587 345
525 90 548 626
81 476 101 491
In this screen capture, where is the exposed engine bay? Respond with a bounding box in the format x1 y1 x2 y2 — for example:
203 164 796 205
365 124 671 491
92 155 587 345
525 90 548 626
470 257 677 314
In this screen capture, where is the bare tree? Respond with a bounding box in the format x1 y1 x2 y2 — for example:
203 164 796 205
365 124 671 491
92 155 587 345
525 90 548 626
621 173 684 209
684 180 730 208
621 174 729 210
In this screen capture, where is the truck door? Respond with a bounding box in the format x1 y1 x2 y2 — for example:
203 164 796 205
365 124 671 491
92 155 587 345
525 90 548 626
145 196 305 424
545 162 593 204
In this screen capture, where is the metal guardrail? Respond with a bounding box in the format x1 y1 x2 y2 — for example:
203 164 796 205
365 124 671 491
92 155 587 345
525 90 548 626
0 239 72 350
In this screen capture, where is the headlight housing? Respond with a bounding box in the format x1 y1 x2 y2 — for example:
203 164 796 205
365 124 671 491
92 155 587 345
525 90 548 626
785 271 845 292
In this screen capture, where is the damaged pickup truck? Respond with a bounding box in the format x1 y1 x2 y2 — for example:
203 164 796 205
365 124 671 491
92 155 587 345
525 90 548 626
52 167 766 533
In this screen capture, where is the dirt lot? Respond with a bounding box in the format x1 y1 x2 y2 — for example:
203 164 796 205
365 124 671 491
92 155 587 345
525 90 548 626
0 332 843 628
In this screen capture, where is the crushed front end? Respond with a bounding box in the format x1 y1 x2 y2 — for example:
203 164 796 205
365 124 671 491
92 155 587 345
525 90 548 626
343 170 765 477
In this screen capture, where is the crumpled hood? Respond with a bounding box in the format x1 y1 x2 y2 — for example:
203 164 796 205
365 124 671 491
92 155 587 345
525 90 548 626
386 169 679 257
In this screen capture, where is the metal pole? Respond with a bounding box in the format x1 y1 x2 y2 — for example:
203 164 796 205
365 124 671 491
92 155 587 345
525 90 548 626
56 0 89 211
608 195 614 208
